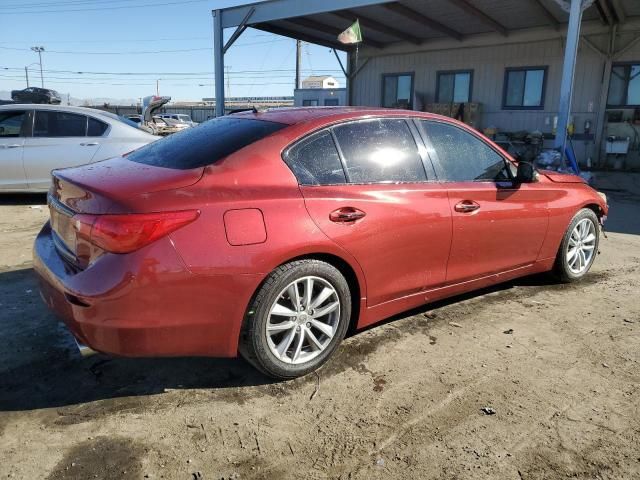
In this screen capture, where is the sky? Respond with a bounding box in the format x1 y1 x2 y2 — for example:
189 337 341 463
0 0 347 103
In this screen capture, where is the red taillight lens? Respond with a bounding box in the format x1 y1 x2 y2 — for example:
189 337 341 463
73 210 199 254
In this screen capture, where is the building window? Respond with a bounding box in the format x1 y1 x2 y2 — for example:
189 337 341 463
382 73 414 109
302 99 319 107
503 67 547 109
324 98 339 106
608 63 640 107
436 70 473 103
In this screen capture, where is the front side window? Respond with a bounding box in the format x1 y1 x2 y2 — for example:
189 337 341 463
608 63 640 107
0 110 26 137
382 73 414 109
284 130 346 185
33 111 87 137
437 70 472 103
333 118 427 183
420 121 511 182
503 67 547 109
128 117 287 170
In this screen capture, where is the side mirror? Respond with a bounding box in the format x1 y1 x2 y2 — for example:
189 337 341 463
516 161 538 183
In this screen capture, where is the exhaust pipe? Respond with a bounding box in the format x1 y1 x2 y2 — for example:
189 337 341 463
74 338 97 357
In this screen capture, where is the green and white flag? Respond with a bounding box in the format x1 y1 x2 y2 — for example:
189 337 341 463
338 19 362 45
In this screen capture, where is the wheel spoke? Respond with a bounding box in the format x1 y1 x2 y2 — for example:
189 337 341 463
271 303 297 317
303 277 313 309
311 319 334 338
305 327 324 350
287 283 300 310
582 244 595 251
583 233 595 244
569 252 580 268
292 329 305 362
310 287 334 310
267 320 295 333
312 301 339 318
578 249 585 270
568 237 578 247
567 247 578 261
276 328 296 357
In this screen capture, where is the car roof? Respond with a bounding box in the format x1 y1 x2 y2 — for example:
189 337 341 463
0 103 114 117
229 106 450 126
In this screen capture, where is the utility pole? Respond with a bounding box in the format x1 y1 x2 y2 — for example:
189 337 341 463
156 79 159 96
225 65 231 97
295 40 302 90
30 46 45 87
25 66 29 87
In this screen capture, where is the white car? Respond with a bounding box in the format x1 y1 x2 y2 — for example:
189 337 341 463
0 104 158 192
157 113 197 127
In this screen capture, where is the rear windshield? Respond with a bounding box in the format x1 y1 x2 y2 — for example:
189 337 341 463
128 116 287 169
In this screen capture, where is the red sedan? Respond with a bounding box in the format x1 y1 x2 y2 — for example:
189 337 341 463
34 108 608 378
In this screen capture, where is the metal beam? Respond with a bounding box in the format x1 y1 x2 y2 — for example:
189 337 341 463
213 9 225 117
332 48 348 77
529 0 560 30
555 0 585 164
594 25 616 167
447 0 508 37
287 17 384 48
597 0 614 25
253 22 348 51
221 0 395 29
581 35 607 59
613 34 640 59
333 10 422 44
223 7 254 54
382 2 463 41
609 0 626 24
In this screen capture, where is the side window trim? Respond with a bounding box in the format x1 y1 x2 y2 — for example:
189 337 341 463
417 119 515 183
408 119 438 181
328 128 352 183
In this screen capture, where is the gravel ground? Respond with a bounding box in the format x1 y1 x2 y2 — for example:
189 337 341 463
1 173 639 480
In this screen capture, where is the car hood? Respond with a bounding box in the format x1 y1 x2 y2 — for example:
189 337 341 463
540 170 586 184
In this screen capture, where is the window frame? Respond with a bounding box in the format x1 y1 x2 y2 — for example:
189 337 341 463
381 72 415 110
31 109 93 138
416 119 516 183
502 66 548 110
607 61 640 108
435 69 474 104
282 116 438 186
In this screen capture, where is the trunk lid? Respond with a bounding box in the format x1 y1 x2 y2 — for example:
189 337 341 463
48 156 203 269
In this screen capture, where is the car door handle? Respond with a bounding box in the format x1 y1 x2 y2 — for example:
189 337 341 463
454 200 481 213
329 207 366 223
2 144 21 149
80 142 99 146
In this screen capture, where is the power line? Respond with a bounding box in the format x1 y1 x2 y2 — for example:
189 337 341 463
0 66 344 76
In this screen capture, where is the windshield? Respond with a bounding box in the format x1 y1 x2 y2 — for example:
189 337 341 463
127 116 287 170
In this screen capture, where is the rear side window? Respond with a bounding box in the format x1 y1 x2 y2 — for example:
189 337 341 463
34 111 87 137
420 121 510 182
128 117 287 170
333 118 427 183
87 117 109 136
0 110 26 137
284 130 346 185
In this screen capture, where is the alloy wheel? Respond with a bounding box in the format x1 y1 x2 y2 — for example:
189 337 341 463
566 218 597 274
266 276 340 365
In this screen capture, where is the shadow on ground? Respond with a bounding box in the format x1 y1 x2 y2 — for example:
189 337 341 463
0 265 587 413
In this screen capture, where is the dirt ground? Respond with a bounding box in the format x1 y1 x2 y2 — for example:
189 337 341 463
1 172 639 480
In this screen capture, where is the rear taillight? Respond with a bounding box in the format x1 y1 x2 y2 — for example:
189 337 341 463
73 210 199 254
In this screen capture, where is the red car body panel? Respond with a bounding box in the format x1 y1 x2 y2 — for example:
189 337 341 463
33 108 608 358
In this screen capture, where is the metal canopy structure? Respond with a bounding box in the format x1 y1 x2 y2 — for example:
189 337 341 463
212 0 640 152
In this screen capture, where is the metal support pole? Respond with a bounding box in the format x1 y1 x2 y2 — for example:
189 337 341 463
38 50 44 87
213 9 225 117
295 40 302 90
594 25 616 167
554 0 584 164
25 67 29 87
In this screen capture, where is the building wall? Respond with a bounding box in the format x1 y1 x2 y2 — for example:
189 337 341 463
352 34 640 164
294 88 347 107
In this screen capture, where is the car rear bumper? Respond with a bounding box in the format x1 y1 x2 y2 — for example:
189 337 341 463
33 222 260 358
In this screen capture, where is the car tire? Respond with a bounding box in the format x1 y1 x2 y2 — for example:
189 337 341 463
239 259 351 379
553 208 600 282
